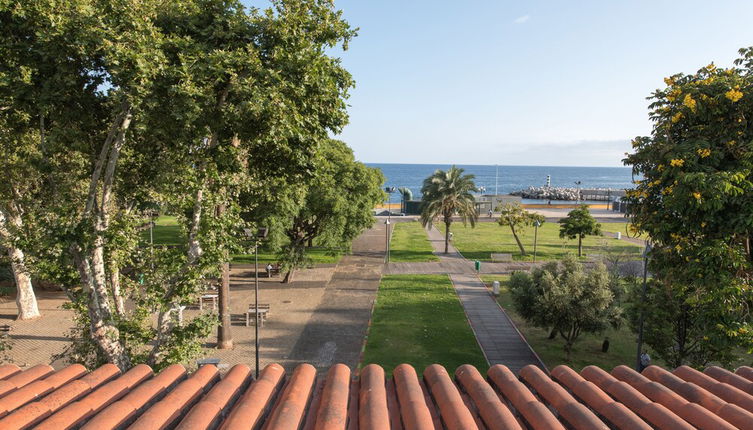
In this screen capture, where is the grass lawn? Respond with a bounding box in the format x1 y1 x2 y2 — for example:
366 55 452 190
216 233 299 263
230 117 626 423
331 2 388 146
388 221 438 262
144 216 342 266
481 274 641 370
361 275 487 376
600 222 649 240
444 222 643 262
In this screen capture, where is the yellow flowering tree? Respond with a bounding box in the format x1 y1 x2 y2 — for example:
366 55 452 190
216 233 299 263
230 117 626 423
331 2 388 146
624 49 753 367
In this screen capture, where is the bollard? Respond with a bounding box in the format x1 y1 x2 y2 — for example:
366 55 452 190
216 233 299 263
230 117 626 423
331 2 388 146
492 281 500 296
474 260 480 272
616 232 621 240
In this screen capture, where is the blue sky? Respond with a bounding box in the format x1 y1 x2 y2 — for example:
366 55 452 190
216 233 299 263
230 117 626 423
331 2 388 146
254 1 753 166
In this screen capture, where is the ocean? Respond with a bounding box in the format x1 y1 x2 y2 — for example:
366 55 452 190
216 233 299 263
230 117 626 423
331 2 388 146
366 163 636 200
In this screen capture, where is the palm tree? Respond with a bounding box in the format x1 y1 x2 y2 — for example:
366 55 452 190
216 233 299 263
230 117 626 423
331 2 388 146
420 166 479 253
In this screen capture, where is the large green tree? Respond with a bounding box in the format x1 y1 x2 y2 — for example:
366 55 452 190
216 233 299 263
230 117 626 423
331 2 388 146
624 50 753 366
559 205 601 257
253 140 383 283
419 166 478 254
497 202 545 256
1 0 356 370
509 256 621 361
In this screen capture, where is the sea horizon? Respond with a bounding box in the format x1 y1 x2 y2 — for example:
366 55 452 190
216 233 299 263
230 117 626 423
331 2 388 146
366 162 636 200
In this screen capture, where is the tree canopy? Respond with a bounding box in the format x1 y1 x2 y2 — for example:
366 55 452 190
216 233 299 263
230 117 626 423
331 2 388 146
624 48 753 366
419 166 478 254
497 202 545 255
558 205 601 257
0 0 357 370
509 256 621 361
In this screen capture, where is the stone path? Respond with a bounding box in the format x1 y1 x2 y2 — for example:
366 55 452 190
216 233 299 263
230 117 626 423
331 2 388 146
424 225 544 372
285 221 385 372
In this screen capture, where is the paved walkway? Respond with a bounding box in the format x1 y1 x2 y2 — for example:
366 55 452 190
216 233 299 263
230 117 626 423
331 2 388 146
424 225 544 372
285 221 385 372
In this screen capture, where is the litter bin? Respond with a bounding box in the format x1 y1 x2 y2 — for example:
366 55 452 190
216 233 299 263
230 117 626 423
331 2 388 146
474 260 481 272
616 232 622 240
492 280 500 296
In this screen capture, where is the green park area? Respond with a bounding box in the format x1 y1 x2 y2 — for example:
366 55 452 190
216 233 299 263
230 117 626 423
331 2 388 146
388 221 438 262
445 222 643 262
481 274 640 370
145 216 342 266
361 275 487 375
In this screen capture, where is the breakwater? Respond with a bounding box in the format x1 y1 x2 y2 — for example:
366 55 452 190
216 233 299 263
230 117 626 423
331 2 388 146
510 186 625 201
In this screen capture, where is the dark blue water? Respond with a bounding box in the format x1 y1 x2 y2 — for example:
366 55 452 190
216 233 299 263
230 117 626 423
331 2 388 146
367 163 635 199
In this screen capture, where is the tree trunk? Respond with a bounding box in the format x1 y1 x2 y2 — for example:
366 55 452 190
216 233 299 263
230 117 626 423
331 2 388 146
548 327 557 339
510 225 527 255
444 221 451 254
8 246 40 320
578 236 583 257
0 209 40 320
217 262 233 349
282 270 294 284
109 264 124 316
307 238 313 248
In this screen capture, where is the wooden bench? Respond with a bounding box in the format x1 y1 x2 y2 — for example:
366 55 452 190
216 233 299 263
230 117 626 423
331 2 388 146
0 325 10 333
199 293 218 311
491 253 513 262
246 304 271 327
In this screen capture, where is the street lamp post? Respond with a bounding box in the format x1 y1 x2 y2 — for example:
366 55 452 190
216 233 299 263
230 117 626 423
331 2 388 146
574 181 582 204
385 187 396 221
635 242 652 371
245 227 268 378
533 220 541 262
384 220 391 264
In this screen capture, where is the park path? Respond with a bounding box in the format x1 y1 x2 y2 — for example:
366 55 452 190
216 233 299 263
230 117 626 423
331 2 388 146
424 225 545 373
285 220 385 372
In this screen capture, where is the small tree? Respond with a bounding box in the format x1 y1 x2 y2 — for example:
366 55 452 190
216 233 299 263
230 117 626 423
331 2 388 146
509 255 621 361
419 166 478 253
496 202 545 255
559 205 601 257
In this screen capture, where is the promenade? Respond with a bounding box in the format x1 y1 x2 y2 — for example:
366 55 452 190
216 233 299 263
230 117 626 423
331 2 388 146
421 224 544 373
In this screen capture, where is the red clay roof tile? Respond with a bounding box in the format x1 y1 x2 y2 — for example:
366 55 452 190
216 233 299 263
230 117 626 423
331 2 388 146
358 364 390 430
0 364 21 380
1 361 752 430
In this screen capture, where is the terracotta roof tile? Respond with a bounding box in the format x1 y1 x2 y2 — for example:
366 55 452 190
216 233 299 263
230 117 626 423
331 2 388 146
0 364 21 380
0 361 752 429
735 365 753 382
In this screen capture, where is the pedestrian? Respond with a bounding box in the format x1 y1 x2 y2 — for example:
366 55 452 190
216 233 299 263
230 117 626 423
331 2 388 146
266 263 273 278
639 350 651 372
488 209 493 218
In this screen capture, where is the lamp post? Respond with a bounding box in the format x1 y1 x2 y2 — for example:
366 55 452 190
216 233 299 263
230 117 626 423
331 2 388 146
533 220 541 262
245 227 268 378
574 181 582 204
635 241 651 372
385 187 396 221
384 219 391 264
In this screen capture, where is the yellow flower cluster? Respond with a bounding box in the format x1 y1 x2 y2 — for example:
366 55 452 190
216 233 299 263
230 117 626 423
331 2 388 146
670 159 685 167
662 186 674 195
727 140 737 146
693 192 702 200
683 94 697 111
697 148 711 158
726 88 743 102
664 77 675 86
647 179 661 187
657 164 665 171
671 112 683 123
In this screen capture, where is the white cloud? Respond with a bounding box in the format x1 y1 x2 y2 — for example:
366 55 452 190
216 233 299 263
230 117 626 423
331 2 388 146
513 15 530 24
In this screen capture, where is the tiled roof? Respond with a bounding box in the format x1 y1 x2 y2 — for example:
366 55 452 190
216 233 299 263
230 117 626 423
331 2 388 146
0 362 752 429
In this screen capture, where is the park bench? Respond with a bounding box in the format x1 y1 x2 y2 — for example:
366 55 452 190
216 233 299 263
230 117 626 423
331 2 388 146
0 325 10 333
199 293 218 311
490 253 513 262
246 304 271 327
